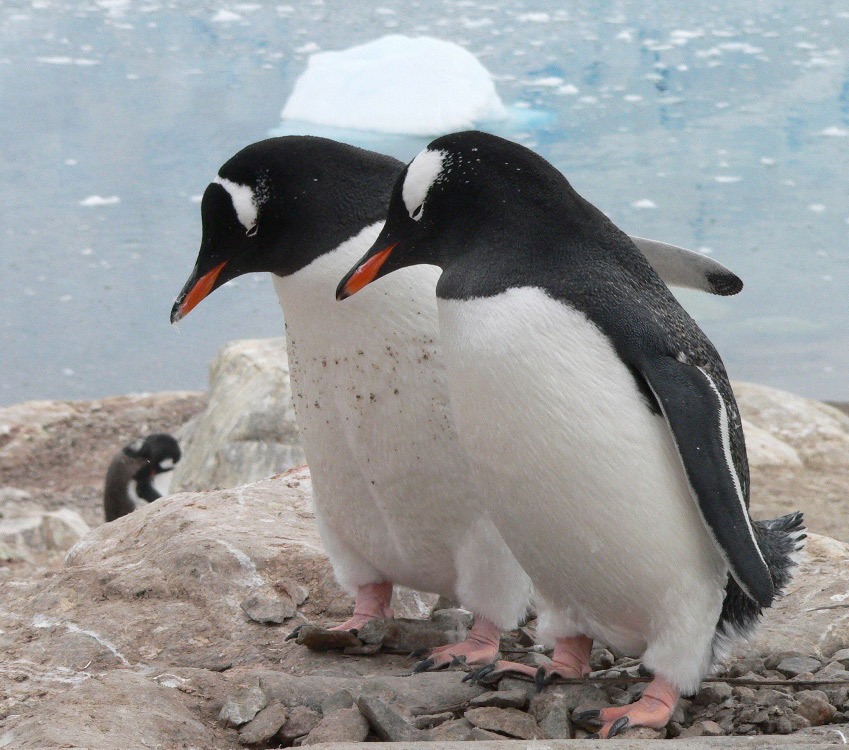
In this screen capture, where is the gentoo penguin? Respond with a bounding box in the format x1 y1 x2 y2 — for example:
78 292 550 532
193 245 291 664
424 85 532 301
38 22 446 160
103 433 181 522
171 136 745 671
337 130 804 734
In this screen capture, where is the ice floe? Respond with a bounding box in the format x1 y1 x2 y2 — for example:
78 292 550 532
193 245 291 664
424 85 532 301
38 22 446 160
280 35 508 136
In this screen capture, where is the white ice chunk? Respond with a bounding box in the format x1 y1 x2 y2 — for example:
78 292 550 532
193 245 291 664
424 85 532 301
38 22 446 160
631 199 657 209
79 195 120 206
280 35 507 136
820 126 849 137
211 9 242 22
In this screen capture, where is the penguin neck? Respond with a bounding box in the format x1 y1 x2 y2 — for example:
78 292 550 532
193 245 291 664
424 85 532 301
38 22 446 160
273 222 441 353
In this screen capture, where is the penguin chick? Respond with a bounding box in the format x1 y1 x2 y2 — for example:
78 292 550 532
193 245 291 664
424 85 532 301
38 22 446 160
170 136 744 672
104 433 181 522
337 130 804 734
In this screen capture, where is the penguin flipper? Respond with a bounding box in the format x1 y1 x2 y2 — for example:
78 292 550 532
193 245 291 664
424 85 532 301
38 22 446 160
637 355 774 607
629 237 743 296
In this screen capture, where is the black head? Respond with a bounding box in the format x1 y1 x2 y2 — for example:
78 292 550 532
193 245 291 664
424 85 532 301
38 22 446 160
124 433 181 476
336 131 580 299
171 136 402 322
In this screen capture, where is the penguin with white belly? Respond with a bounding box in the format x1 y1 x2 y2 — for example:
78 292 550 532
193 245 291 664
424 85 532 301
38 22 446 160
337 131 804 735
103 433 181 522
172 136 747 672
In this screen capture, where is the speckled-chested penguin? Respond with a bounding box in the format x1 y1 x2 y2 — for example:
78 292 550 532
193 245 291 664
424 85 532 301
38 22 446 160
337 130 804 733
171 135 748 671
103 433 181 522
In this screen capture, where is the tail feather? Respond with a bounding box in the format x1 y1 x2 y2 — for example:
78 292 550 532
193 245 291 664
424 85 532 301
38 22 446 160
712 511 805 662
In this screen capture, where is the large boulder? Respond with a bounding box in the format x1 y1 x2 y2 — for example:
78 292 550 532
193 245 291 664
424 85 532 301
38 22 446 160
734 381 849 469
171 339 304 492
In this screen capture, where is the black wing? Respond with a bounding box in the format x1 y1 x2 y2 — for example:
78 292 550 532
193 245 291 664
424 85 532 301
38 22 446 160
637 354 774 607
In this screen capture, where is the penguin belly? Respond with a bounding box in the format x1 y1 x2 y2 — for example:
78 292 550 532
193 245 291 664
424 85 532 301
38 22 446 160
273 228 531 625
439 287 728 693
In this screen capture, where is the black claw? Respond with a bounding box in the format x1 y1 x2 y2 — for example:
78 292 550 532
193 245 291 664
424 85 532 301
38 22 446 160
534 666 548 692
410 648 429 660
573 709 603 729
608 716 630 738
285 624 304 642
463 662 497 684
412 658 436 674
588 733 600 740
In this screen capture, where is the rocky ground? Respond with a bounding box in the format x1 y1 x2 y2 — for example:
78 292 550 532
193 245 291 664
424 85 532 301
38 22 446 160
2 338 849 749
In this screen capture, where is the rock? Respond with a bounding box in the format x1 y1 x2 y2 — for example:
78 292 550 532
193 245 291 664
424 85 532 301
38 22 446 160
742 420 803 468
320 689 355 713
0 507 90 561
471 727 508 740
4 467 351 677
356 694 429 742
468 689 528 710
0 670 219 749
413 711 455 729
530 691 573 739
277 705 322 743
428 717 476 741
618 725 667 739
733 534 849 660
219 681 268 726
241 590 296 624
680 719 724 737
794 690 837 726
831 648 849 669
693 681 734 705
590 647 615 670
734 381 849 468
464 706 544 739
170 339 304 492
238 703 289 745
302 707 369 744
777 656 823 676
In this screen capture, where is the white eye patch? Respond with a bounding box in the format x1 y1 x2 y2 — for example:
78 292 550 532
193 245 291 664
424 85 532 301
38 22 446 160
402 148 447 221
214 175 258 233
158 458 175 470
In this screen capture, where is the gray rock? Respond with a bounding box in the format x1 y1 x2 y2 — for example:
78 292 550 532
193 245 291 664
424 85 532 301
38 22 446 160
471 727 507 740
240 590 296 624
618 725 666 739
413 711 456 729
0 507 90 560
428 717 476 741
356 695 429 742
590 647 615 670
170 338 304 492
431 607 474 633
530 691 574 739
302 708 369 744
693 681 734 705
320 689 355 714
468 689 528 710
219 681 267 726
831 648 849 669
777 656 823 676
794 690 837 726
464 706 544 739
237 703 289 745
277 705 322 743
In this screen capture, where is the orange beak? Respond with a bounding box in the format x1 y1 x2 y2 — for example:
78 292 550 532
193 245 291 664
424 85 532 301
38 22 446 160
336 244 396 300
172 261 227 322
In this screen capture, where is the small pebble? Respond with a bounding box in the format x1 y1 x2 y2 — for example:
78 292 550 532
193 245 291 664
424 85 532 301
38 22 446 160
464 706 544 740
238 704 289 746
301 707 369 745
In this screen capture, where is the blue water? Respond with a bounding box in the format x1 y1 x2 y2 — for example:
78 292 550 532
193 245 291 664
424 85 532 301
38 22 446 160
1 1 848 405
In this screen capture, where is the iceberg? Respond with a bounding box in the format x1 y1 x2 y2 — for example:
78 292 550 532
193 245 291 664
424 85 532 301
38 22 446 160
280 35 508 136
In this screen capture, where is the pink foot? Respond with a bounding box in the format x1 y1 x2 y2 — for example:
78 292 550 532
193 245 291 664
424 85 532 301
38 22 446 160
573 675 679 738
413 616 501 672
466 635 592 688
330 581 394 632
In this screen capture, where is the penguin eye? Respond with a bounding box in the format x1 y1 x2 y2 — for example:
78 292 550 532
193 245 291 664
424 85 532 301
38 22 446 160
411 204 423 221
246 224 258 237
